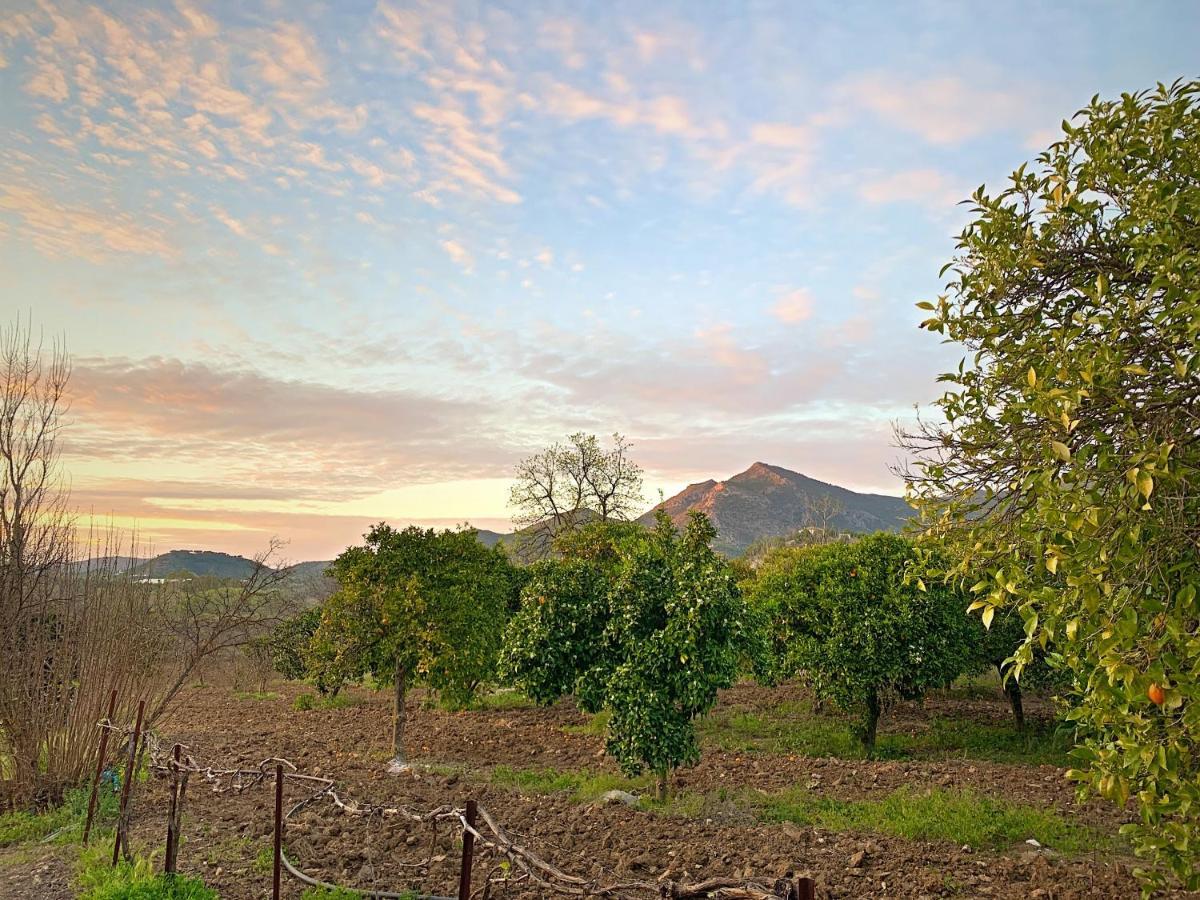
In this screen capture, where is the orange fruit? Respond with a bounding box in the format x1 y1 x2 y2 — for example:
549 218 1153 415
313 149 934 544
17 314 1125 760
1148 683 1166 706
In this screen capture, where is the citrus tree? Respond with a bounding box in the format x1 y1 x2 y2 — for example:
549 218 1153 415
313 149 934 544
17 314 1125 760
500 513 759 798
900 80 1200 888
747 533 975 754
312 524 519 768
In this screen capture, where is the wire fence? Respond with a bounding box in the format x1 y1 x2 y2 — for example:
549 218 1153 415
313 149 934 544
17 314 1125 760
82 702 817 900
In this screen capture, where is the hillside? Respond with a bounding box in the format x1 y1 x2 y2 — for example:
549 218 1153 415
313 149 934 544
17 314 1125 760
138 550 263 579
638 462 912 555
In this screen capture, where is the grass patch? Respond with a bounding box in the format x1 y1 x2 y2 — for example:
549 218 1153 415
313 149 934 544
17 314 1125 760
697 699 1071 766
465 689 537 711
293 692 361 711
757 785 1103 853
76 845 217 899
563 710 610 737
489 765 651 802
0 785 119 847
484 763 1105 854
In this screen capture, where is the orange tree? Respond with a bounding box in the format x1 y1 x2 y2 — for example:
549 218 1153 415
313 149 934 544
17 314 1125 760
311 524 520 768
747 533 975 755
500 513 759 798
901 81 1200 889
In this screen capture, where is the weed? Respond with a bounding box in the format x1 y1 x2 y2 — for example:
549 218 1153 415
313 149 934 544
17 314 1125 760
696 698 1071 766
563 710 610 737
488 765 651 802
253 846 273 874
76 844 216 899
757 786 1104 852
0 785 118 847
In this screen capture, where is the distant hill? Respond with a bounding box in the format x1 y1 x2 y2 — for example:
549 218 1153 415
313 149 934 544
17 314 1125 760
638 462 913 556
477 462 912 559
138 550 262 579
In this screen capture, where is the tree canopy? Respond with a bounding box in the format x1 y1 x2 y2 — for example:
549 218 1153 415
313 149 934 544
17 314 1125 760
747 533 976 754
901 80 1200 889
500 513 758 797
313 524 520 766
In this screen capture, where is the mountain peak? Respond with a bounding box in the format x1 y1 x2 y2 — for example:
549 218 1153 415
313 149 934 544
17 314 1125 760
640 462 911 555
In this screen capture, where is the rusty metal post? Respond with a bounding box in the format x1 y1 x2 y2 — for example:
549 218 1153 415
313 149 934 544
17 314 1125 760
797 876 815 900
457 799 478 900
164 744 181 874
111 699 145 866
272 763 284 900
82 689 117 846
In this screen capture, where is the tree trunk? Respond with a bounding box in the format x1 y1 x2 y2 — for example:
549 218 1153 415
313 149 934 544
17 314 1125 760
389 660 408 771
655 768 669 802
999 664 1025 734
862 688 881 757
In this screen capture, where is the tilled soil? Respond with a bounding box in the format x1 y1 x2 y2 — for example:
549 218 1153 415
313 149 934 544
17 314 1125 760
19 681 1192 899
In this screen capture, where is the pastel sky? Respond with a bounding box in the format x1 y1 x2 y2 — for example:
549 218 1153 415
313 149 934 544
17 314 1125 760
2 1 1196 560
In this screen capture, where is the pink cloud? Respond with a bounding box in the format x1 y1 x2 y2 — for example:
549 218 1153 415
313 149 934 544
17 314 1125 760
771 288 814 324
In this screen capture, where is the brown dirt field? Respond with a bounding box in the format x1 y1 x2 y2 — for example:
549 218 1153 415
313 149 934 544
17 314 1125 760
10 680 1193 899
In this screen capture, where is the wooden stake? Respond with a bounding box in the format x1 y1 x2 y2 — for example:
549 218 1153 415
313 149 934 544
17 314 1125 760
82 689 117 846
163 744 181 874
272 763 284 900
458 799 478 900
111 699 144 866
797 875 815 900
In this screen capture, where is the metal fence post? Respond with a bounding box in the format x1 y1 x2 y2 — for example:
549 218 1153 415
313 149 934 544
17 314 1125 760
272 763 284 900
83 689 117 845
457 799 478 900
111 699 144 866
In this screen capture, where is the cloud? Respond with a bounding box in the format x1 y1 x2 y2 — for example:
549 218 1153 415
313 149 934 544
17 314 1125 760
857 168 964 209
440 238 474 271
838 73 1036 145
771 288 814 324
0 184 174 261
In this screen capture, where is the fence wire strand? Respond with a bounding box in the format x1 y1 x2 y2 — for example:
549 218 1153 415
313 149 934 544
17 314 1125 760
94 717 789 900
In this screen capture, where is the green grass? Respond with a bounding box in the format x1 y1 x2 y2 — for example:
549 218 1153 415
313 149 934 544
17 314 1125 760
293 692 361 711
483 763 1104 854
253 846 273 874
465 689 537 711
757 785 1103 853
696 698 1072 766
76 845 217 899
300 887 418 900
563 710 610 736
0 785 119 847
489 765 651 802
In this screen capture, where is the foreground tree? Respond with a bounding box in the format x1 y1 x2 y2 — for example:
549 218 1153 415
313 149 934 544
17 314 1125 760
900 80 1200 889
508 433 644 558
313 525 518 769
748 534 975 754
500 513 757 798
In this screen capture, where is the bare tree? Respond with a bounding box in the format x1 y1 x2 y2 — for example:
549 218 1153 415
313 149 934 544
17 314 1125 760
0 317 71 633
508 433 644 558
148 539 299 723
801 493 845 537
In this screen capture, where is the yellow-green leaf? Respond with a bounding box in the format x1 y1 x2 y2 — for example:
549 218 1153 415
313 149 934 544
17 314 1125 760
1051 441 1071 463
982 605 995 629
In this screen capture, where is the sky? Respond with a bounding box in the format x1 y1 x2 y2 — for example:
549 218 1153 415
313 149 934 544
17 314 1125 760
1 1 1197 561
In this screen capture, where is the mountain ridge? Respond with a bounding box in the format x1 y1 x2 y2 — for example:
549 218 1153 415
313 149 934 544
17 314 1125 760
637 462 912 555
